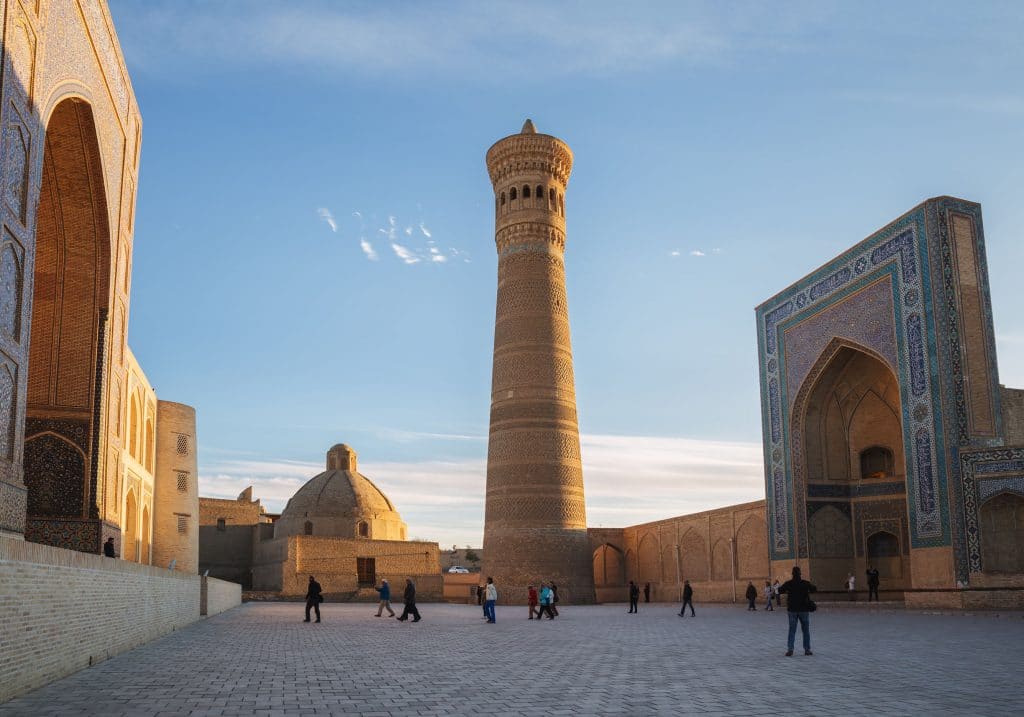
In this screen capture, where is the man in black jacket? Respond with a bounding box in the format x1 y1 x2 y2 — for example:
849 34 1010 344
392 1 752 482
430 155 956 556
866 566 880 602
396 578 421 622
778 566 817 656
745 581 758 610
627 581 640 613
679 580 695 617
304 575 322 623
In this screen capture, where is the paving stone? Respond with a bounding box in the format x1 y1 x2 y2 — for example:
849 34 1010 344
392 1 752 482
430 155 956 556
2 603 1023 715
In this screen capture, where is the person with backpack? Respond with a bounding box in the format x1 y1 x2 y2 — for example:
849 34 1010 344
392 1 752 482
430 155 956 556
536 582 555 620
304 575 322 623
778 566 817 656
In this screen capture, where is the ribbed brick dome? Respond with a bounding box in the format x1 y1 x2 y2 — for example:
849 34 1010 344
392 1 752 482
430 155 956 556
274 444 407 540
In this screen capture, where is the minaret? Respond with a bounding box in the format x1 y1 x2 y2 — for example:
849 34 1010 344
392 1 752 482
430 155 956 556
482 119 594 604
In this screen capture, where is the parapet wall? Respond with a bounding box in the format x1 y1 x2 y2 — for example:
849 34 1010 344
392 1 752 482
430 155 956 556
0 537 239 703
201 575 242 616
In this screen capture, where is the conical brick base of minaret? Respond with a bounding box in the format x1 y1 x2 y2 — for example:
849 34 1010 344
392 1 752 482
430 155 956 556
481 120 595 605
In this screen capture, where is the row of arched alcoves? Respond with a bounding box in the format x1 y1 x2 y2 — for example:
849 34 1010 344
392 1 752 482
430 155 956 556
496 184 565 216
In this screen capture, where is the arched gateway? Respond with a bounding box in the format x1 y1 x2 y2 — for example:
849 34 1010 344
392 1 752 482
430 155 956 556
756 197 1024 606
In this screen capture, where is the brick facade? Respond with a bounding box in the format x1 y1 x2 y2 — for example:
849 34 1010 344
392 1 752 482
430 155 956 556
482 120 594 605
0 536 234 703
590 501 769 604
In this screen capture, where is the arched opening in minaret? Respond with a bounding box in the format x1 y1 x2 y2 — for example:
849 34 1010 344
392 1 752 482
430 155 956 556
510 187 517 201
536 185 543 205
522 185 530 199
23 98 112 552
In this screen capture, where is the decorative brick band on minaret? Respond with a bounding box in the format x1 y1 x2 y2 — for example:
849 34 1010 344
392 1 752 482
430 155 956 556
482 119 595 604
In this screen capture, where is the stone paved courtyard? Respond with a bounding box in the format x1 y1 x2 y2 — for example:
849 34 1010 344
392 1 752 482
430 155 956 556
3 602 1024 716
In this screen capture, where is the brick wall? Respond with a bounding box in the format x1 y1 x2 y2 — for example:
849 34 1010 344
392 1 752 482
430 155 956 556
1001 386 1024 444
201 575 242 617
607 501 769 604
252 535 443 600
0 536 201 703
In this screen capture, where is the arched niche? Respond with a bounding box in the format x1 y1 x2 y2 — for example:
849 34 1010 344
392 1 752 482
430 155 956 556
797 343 909 589
637 533 659 583
679 530 708 582
980 493 1024 574
866 530 902 579
592 543 625 587
736 516 769 579
123 489 138 562
24 98 112 550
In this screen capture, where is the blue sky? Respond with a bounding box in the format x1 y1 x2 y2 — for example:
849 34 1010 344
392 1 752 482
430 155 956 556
107 1 1024 546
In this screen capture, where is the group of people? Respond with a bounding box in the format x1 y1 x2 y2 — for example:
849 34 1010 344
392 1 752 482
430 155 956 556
302 563 878 656
737 569 821 656
846 567 881 601
303 575 422 623
745 579 783 611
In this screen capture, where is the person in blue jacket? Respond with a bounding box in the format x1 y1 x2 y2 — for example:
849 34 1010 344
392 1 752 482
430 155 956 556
374 578 395 617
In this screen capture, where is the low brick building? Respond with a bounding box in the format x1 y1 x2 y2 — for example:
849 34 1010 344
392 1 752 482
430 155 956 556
199 444 442 600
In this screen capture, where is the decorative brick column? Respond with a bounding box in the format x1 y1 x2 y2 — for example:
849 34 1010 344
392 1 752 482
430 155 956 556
482 120 594 604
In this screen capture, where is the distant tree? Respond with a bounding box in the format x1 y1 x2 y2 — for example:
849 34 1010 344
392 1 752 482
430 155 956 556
464 546 480 564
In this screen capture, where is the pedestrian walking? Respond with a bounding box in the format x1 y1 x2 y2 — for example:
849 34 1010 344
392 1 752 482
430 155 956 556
846 573 856 601
773 578 782 607
484 576 498 623
396 578 421 622
374 578 395 617
643 582 651 603
866 566 880 602
528 585 539 619
103 537 117 558
679 580 695 617
778 566 817 656
763 581 775 611
536 582 555 620
745 581 758 610
304 575 322 623
550 583 560 616
628 580 640 613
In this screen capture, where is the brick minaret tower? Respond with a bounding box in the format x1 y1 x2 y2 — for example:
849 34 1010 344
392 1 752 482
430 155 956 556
482 119 594 604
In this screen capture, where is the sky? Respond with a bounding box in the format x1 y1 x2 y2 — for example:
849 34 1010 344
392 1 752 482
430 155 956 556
106 0 1024 548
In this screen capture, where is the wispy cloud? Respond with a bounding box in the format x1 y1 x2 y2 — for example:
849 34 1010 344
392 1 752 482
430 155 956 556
670 250 681 257
115 1 831 80
391 242 421 264
317 207 337 232
199 433 765 547
690 249 706 257
419 222 432 239
359 238 378 261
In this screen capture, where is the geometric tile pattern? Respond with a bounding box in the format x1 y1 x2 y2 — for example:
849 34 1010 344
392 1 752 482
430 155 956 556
757 198 1004 567
958 447 1024 579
